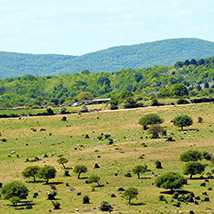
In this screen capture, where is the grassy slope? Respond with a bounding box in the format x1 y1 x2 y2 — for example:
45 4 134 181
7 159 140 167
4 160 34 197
0 103 214 213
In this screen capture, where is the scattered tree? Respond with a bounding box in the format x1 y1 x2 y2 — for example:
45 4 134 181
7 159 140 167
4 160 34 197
73 165 87 179
77 92 93 103
172 115 193 130
9 196 20 209
170 83 188 96
180 150 202 162
138 114 164 130
87 174 101 186
1 181 29 200
22 166 40 182
183 161 206 179
38 165 56 184
123 188 139 204
57 157 68 169
132 165 148 179
148 125 165 138
155 172 187 192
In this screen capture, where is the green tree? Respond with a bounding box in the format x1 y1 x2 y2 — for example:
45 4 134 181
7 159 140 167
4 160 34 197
183 161 205 179
22 166 40 182
155 172 187 192
73 165 87 179
9 196 20 209
87 174 101 186
180 150 202 162
138 114 164 130
170 83 188 96
1 181 29 200
57 157 68 169
132 165 148 179
123 188 139 204
38 165 56 184
148 125 165 138
172 115 193 130
77 92 93 103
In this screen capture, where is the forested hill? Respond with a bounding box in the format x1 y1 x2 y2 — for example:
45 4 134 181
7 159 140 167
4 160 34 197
0 56 213 107
1 38 214 79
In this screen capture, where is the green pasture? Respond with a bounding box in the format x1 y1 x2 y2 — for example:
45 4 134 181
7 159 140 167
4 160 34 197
0 103 214 213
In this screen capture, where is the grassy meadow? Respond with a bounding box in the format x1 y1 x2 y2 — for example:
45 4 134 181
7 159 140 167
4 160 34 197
0 103 214 213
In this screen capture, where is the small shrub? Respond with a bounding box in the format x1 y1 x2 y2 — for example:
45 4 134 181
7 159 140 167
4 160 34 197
85 134 89 138
197 117 203 123
166 136 175 142
83 195 90 204
77 192 81 196
64 170 70 177
47 191 57 200
61 116 67 121
204 197 210 202
155 161 162 169
111 193 116 198
94 163 100 168
100 201 113 212
33 193 38 198
52 201 61 209
201 182 206 187
159 195 166 201
118 187 124 191
203 151 212 160
124 173 132 177
172 192 179 199
177 99 189 105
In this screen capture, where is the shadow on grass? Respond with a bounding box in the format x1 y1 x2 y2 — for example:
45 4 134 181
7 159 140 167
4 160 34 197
130 202 145 206
189 177 213 180
92 184 104 188
160 190 192 195
44 181 63 185
27 180 44 183
79 177 88 180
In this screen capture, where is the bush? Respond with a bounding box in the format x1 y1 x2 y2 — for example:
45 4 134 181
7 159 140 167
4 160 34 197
61 116 67 121
83 195 90 204
52 201 61 209
94 163 100 168
47 190 57 200
1 181 29 200
64 170 70 176
203 151 212 160
80 105 88 112
159 195 166 201
172 192 179 199
177 99 189 105
111 193 116 198
100 201 113 212
155 161 162 169
180 150 202 162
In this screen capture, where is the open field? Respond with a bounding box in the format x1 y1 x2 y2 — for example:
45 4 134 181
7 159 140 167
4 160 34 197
0 103 214 213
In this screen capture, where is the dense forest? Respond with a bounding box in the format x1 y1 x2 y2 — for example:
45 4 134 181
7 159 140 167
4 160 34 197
1 38 214 78
0 56 213 108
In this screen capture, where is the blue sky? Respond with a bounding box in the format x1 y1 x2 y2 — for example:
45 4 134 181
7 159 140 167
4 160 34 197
0 0 213 55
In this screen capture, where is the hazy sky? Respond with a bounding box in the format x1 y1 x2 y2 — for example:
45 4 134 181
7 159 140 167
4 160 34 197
0 0 213 55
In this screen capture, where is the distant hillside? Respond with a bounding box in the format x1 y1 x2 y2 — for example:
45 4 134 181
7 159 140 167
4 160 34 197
0 56 213 107
0 38 214 78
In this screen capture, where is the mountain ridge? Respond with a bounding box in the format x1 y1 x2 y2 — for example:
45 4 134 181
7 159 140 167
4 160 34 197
0 38 214 78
